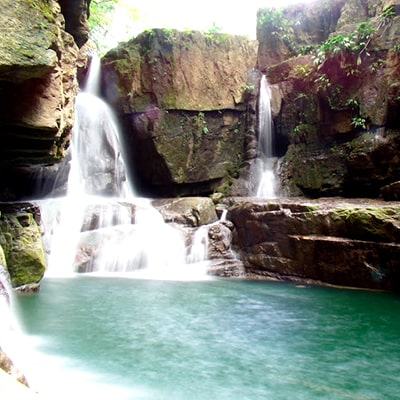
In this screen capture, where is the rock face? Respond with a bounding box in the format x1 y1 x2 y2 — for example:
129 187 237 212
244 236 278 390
0 0 80 200
0 203 46 288
226 197 400 290
257 0 400 197
59 0 91 47
228 199 400 290
102 29 259 197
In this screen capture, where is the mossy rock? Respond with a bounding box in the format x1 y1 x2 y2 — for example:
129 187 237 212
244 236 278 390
152 197 218 227
1 0 59 81
330 206 400 242
282 145 348 196
0 213 46 287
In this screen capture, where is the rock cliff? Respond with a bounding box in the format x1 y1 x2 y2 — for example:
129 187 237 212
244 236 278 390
257 0 400 198
101 29 259 197
0 0 88 201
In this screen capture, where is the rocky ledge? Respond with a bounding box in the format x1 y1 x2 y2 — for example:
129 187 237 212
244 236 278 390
225 197 400 291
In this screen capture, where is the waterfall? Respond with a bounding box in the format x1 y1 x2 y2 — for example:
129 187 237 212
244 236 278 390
84 53 101 96
187 225 209 264
256 75 278 198
40 55 209 280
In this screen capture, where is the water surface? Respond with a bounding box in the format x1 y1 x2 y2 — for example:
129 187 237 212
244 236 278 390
14 277 400 399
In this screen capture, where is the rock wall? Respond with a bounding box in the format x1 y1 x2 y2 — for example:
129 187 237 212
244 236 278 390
0 0 85 201
101 29 259 197
59 0 91 47
257 0 400 198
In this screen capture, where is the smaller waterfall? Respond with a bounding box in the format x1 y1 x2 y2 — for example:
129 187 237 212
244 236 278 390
187 226 209 264
256 75 278 198
84 53 101 96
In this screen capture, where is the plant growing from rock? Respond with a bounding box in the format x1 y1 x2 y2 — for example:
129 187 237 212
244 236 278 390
258 7 297 52
193 112 209 135
351 116 368 130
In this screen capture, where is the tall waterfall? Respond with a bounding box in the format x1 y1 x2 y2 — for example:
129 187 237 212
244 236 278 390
41 54 207 280
256 75 277 198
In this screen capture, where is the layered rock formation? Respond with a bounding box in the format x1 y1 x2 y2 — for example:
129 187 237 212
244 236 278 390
102 29 259 197
0 0 89 201
257 0 400 198
226 197 400 290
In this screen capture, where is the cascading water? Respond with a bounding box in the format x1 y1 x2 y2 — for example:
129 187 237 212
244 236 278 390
41 54 208 280
256 75 278 198
187 225 209 264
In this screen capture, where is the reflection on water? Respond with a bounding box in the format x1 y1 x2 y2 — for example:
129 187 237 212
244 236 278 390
14 277 400 400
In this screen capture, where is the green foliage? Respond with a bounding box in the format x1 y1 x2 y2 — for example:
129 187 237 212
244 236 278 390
345 98 359 109
89 0 118 32
369 59 385 73
193 112 209 135
313 34 355 66
206 22 223 35
351 116 368 130
380 5 396 25
315 74 331 91
204 27 230 44
28 0 55 21
299 45 316 55
241 84 255 92
258 7 298 52
258 8 288 32
313 20 376 67
89 0 141 54
294 64 313 78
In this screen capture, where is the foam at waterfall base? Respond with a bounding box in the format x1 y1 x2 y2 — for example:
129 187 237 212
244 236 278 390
11 335 145 400
86 261 213 281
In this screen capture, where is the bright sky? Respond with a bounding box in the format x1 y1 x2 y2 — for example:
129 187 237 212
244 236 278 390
105 0 316 49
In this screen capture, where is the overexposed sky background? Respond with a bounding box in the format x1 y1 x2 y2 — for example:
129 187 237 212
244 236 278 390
105 0 316 49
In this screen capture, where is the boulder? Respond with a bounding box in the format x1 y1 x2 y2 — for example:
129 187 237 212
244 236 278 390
0 203 46 288
381 180 400 200
102 29 258 196
206 221 245 278
152 197 218 227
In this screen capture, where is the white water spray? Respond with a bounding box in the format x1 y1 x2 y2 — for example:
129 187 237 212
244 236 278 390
187 225 209 264
256 75 278 198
